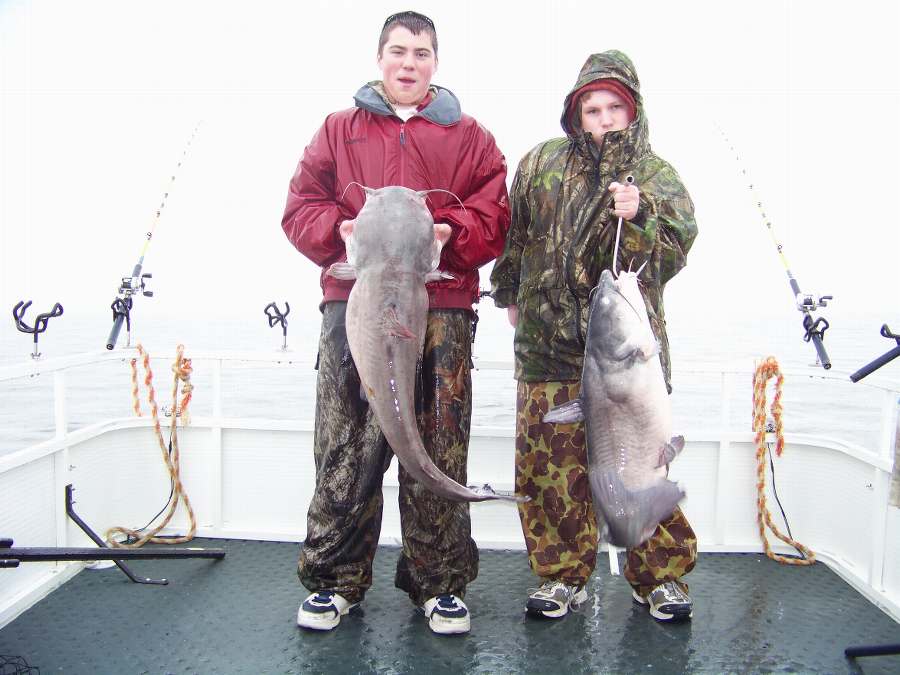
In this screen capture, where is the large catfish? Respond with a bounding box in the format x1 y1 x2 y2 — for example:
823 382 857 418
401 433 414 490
327 185 523 503
544 269 685 547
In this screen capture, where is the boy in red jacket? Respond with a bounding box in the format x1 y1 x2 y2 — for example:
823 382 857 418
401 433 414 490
282 10 509 635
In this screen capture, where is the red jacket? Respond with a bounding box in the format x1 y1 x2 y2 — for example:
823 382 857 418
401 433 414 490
282 83 510 310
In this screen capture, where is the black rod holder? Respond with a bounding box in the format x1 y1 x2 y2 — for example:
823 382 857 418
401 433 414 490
264 301 290 350
13 300 63 359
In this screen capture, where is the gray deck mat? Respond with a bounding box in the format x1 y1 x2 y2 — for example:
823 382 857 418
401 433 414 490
1 539 898 674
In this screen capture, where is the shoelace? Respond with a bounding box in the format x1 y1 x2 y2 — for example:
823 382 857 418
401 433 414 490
312 591 336 605
436 594 461 609
657 583 688 604
531 581 571 601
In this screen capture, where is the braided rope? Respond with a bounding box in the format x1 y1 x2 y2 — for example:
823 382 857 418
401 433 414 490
752 357 815 565
130 355 142 417
107 344 197 547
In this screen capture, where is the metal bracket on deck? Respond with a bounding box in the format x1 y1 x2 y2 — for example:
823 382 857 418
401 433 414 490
845 643 900 660
0 484 225 584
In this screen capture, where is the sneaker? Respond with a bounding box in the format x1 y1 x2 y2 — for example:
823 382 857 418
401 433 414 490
296 590 358 631
526 580 588 619
632 581 693 621
420 594 470 635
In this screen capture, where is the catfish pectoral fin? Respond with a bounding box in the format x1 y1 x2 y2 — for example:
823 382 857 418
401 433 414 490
383 307 416 339
425 270 455 282
543 398 585 424
591 470 685 549
326 262 357 279
468 483 530 503
656 435 686 468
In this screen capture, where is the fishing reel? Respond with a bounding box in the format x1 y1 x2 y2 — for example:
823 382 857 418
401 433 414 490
793 290 833 369
106 266 154 350
795 292 832 312
118 271 154 300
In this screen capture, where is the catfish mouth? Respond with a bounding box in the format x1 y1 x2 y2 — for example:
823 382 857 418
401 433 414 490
593 270 643 323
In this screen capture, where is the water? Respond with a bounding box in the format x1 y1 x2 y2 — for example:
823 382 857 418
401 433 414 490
1 305 898 456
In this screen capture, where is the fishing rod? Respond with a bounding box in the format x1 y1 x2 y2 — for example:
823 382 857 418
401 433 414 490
719 128 833 370
105 123 201 350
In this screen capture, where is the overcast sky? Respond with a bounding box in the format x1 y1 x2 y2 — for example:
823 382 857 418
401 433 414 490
2 0 898 340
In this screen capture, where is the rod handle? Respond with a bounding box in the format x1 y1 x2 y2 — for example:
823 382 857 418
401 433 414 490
850 345 900 382
810 332 831 370
106 314 125 350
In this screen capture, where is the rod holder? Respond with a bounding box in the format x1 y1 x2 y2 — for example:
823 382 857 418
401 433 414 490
12 300 63 359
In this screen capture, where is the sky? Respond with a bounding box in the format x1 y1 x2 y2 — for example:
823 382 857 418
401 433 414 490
1 0 899 342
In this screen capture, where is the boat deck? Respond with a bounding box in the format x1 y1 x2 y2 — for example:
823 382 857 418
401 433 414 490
0 539 898 674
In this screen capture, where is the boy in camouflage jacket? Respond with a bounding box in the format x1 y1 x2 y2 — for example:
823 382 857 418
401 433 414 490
490 50 699 622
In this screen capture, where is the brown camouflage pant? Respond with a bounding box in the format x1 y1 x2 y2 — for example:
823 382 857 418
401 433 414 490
297 302 478 606
516 380 697 596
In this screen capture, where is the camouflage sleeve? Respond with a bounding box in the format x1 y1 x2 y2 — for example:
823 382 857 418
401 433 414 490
620 159 697 285
489 158 531 308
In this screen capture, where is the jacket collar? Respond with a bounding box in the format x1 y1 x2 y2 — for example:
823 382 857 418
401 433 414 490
354 81 462 126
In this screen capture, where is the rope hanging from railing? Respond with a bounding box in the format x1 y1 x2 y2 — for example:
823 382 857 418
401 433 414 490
752 357 816 566
106 344 197 547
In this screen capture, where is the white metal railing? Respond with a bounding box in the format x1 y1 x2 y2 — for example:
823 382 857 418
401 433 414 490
2 350 898 463
2 349 898 478
1 350 898 626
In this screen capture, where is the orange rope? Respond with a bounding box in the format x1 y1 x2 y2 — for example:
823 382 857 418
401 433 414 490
752 357 815 565
107 344 197 547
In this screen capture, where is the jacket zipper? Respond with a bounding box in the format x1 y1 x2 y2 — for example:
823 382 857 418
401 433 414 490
399 122 406 184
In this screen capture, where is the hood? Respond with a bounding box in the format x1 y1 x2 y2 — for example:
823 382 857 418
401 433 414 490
560 50 650 162
354 81 462 126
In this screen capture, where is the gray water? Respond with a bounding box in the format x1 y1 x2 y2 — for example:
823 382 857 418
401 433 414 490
1 305 898 456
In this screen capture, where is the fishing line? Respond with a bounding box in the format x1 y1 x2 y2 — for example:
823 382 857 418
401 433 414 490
105 122 203 350
717 126 833 369
611 175 635 276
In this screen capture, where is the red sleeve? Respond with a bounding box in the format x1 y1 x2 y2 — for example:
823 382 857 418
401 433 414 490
281 118 350 267
433 126 511 270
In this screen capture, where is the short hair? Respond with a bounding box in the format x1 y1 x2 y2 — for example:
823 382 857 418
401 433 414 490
378 11 438 57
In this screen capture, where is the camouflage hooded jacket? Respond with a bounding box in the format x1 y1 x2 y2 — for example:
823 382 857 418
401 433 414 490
490 50 698 388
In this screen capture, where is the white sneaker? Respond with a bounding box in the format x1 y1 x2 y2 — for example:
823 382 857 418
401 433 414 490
296 590 358 631
526 580 588 618
421 594 470 635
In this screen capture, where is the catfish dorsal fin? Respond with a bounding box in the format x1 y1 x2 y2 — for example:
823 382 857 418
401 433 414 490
543 398 585 424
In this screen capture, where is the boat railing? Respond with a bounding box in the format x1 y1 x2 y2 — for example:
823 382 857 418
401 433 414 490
1 349 898 627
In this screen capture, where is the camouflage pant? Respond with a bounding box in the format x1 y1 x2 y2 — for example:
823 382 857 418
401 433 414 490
297 302 478 606
516 380 697 596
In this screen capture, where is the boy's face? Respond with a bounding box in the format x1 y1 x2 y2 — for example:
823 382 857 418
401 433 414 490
580 89 631 146
377 26 437 106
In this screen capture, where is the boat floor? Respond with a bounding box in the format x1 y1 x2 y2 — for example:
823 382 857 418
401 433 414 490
1 539 898 674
